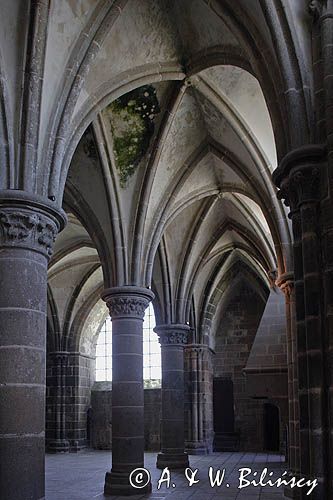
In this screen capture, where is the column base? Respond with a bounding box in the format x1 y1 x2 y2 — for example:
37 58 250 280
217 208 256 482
283 471 302 499
104 471 152 496
47 440 70 453
156 452 189 470
186 441 209 455
284 485 301 498
69 440 86 453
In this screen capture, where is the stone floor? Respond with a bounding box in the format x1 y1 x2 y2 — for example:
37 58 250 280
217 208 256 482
46 450 289 499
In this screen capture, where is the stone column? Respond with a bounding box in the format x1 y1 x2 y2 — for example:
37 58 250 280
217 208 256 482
274 145 327 499
277 272 300 498
102 286 154 496
313 4 333 495
154 324 190 470
46 352 70 453
185 345 202 454
0 190 66 500
185 344 213 455
307 3 333 495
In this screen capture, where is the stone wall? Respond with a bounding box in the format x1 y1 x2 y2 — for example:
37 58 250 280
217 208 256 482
90 382 112 449
46 352 94 451
213 281 268 451
244 287 288 453
66 353 94 449
90 384 161 451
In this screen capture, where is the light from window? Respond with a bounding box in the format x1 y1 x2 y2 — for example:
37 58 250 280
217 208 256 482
95 303 161 388
143 303 161 388
95 317 112 382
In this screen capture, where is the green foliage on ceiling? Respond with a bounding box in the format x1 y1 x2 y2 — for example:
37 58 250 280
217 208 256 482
144 378 161 389
107 85 160 187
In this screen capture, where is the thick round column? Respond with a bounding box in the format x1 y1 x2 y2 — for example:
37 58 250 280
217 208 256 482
274 145 327 499
315 5 333 495
155 324 190 470
0 191 65 500
102 286 154 496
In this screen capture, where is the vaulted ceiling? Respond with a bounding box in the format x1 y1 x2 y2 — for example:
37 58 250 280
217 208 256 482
43 0 310 349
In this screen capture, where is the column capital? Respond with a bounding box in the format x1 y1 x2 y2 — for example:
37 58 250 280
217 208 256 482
0 190 66 258
154 324 191 346
276 272 294 297
309 0 333 22
309 0 324 21
272 144 326 214
48 351 70 363
185 343 213 354
101 285 154 319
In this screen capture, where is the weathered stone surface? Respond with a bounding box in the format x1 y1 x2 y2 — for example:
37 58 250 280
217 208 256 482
3 2 333 499
0 192 65 500
155 324 190 470
101 286 154 496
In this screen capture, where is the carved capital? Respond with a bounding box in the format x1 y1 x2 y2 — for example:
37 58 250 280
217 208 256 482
308 0 330 21
279 167 320 214
276 272 294 298
102 286 154 319
185 343 211 355
308 0 324 20
0 191 66 258
154 324 191 346
49 351 69 364
107 296 150 318
268 269 278 288
273 145 326 216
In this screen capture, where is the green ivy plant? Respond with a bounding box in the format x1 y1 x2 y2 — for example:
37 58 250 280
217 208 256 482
107 85 160 187
144 378 161 389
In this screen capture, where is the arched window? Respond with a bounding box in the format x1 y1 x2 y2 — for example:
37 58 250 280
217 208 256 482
95 303 161 387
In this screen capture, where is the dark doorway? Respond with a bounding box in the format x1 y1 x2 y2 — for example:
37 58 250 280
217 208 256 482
264 403 280 452
213 378 239 451
213 378 235 433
